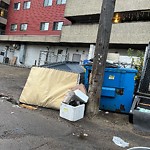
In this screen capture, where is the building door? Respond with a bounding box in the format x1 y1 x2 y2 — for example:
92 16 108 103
72 54 81 62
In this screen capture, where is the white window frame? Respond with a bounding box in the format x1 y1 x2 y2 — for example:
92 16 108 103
53 21 63 30
44 0 53 6
56 0 66 4
23 1 31 9
14 2 21 10
11 24 17 31
40 22 49 31
20 23 28 31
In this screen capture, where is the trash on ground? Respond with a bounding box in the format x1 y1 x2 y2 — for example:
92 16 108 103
60 102 85 121
60 86 89 121
0 93 17 104
138 107 150 113
12 105 20 108
71 83 87 95
112 136 129 148
63 88 89 105
11 112 14 114
0 93 7 97
105 111 109 114
127 147 150 150
72 132 89 139
19 104 38 110
19 67 79 110
83 133 88 137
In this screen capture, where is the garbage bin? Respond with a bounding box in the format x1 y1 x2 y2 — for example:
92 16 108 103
84 65 137 113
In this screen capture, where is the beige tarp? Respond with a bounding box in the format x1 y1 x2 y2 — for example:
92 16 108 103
19 67 79 110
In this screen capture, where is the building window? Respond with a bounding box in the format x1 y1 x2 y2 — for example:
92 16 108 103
20 23 28 31
23 1 31 9
0 9 4 17
10 24 17 31
14 2 21 10
58 49 63 54
44 0 52 6
53 22 63 30
40 22 49 31
56 0 66 4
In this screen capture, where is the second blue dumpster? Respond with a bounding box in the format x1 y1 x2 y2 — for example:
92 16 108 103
84 65 137 113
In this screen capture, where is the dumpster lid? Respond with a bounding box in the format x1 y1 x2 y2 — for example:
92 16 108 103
105 67 137 73
41 61 85 74
83 59 119 68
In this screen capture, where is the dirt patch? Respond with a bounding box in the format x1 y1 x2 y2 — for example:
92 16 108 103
0 64 30 101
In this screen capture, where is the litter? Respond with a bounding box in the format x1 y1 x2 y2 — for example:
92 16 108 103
112 136 129 148
72 132 89 138
11 112 14 114
60 102 85 121
63 89 89 105
71 84 87 95
83 133 88 137
0 93 17 104
12 105 20 108
138 107 150 113
127 147 150 150
60 87 89 121
19 104 38 110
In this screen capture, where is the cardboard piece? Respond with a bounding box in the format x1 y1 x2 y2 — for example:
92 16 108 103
71 84 87 95
10 56 17 65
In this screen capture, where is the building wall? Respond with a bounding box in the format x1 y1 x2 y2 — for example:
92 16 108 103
61 22 150 44
0 43 89 67
0 42 141 67
0 0 10 34
62 0 150 45
5 0 70 35
64 0 150 17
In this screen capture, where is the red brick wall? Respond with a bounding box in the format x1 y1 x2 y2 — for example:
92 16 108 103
5 0 70 35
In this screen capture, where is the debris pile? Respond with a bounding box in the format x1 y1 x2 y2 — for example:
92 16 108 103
60 85 89 121
0 93 17 104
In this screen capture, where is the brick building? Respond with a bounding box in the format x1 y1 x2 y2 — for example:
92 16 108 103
0 0 10 34
5 0 70 35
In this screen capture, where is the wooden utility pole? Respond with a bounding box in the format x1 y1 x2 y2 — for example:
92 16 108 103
86 0 116 116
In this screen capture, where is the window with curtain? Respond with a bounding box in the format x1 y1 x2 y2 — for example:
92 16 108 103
10 24 17 31
53 22 63 30
14 2 20 10
23 1 31 9
40 22 49 31
44 0 52 6
20 23 28 31
56 0 66 4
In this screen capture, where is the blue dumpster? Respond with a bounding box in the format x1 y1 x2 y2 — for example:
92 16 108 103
84 65 137 113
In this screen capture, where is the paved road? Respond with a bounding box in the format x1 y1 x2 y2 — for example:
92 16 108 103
0 98 150 150
0 64 150 150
